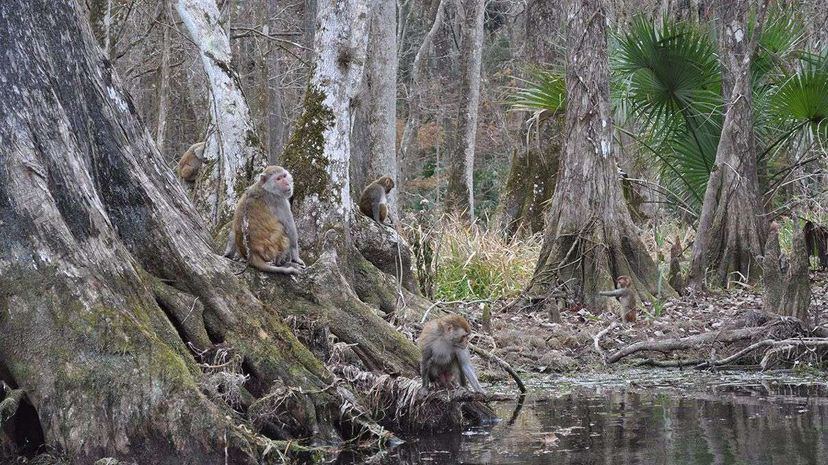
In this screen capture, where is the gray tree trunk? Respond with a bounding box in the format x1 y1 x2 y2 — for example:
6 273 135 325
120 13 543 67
176 0 268 228
688 0 769 289
155 0 172 154
399 0 447 192
0 0 394 460
352 0 399 211
444 0 484 220
523 0 673 316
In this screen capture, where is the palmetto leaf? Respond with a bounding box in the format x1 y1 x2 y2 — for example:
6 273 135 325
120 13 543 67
509 69 566 118
770 51 828 141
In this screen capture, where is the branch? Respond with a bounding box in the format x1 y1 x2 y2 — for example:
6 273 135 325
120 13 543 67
470 344 526 393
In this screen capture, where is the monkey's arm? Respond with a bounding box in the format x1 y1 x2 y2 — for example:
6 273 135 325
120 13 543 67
420 346 433 390
455 348 484 393
371 203 382 223
598 289 626 298
289 245 305 267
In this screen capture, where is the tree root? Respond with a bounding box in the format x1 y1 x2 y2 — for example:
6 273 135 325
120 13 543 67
469 345 526 393
607 316 827 370
331 364 500 434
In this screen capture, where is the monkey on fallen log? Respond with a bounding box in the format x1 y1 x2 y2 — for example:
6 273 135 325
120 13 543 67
358 176 395 225
223 166 305 274
417 314 485 393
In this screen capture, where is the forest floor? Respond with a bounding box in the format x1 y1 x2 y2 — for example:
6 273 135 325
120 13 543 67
455 271 828 386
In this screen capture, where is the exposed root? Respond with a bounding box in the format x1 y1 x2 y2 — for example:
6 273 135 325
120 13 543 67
331 365 500 434
0 383 24 424
607 316 824 370
592 320 619 363
191 344 249 411
469 344 526 393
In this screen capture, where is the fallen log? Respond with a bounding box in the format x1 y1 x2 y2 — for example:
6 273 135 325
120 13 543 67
606 327 769 364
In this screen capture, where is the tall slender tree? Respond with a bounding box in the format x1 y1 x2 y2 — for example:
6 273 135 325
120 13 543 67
352 0 399 211
444 0 485 220
688 0 770 289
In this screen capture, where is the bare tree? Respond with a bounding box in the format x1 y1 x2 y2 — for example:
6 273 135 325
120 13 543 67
688 0 770 289
155 0 172 153
520 0 672 318
444 0 484 220
176 0 268 228
352 0 399 210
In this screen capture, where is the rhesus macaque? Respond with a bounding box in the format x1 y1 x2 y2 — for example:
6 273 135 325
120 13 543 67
358 176 395 225
417 314 484 393
804 220 828 270
176 142 206 182
599 275 637 322
224 166 305 274
668 236 684 295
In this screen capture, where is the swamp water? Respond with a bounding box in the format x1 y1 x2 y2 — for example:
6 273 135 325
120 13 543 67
339 370 828 465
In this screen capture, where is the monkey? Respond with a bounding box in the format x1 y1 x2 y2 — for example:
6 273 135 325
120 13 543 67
176 142 206 182
358 176 395 225
804 220 828 270
598 275 637 322
224 166 305 274
668 236 684 295
417 314 484 393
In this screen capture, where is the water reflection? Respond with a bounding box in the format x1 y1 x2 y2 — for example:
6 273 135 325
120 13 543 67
340 378 828 465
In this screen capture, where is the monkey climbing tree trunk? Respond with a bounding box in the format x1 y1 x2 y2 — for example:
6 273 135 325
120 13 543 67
352 0 399 211
687 0 769 289
444 0 484 220
176 0 267 228
0 1 417 461
521 0 672 316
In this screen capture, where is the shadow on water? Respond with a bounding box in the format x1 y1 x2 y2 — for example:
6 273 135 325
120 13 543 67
337 373 828 465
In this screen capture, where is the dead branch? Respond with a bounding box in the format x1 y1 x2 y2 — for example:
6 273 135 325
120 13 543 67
592 320 619 362
470 344 526 393
606 327 770 364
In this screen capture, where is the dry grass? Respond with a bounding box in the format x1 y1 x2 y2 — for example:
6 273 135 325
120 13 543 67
426 217 542 301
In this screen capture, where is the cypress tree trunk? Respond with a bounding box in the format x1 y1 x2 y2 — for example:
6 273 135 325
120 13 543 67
522 0 672 315
687 0 769 289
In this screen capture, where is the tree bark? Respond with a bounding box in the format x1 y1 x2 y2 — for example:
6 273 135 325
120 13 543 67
399 0 447 192
443 0 484 220
687 0 769 289
176 0 268 229
522 0 673 312
352 0 399 211
155 0 172 154
0 1 406 461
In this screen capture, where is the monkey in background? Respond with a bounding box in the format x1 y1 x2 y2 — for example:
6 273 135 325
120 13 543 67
358 176 395 225
177 142 206 183
599 275 637 322
417 314 484 393
668 236 684 295
224 166 305 274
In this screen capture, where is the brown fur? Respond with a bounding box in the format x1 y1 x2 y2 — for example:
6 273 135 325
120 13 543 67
668 236 684 295
599 275 637 322
358 176 395 224
177 142 205 182
229 166 300 274
234 188 290 263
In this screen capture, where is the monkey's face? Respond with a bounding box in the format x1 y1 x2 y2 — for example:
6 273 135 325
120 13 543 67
262 167 294 198
383 177 395 193
616 276 630 288
447 325 470 348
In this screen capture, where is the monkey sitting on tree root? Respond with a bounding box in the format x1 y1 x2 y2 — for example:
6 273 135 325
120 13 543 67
358 176 395 225
176 142 206 183
598 275 637 322
223 166 305 274
417 314 485 393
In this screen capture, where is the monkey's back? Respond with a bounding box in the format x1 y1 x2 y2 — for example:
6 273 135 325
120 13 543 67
234 190 290 262
357 185 378 217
